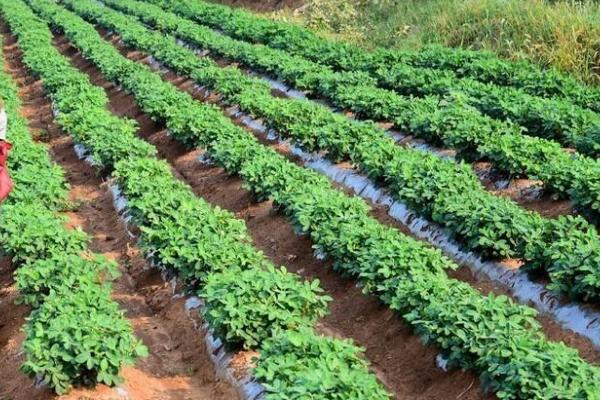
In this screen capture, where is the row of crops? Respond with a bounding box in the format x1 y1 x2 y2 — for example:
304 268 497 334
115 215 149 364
62 0 600 304
0 0 596 398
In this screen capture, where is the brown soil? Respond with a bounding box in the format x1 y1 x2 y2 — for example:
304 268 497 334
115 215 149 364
0 25 238 400
93 18 600 393
7 12 597 399
52 30 495 400
0 257 43 400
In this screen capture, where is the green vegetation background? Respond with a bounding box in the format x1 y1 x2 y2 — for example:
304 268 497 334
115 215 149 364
263 0 600 84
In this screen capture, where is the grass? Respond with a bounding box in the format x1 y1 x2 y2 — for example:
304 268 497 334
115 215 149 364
268 0 600 84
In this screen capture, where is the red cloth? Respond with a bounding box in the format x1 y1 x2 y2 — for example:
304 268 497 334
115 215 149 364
0 141 13 202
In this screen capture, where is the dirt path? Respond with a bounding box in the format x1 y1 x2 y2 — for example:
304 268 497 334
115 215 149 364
0 24 238 400
50 27 501 400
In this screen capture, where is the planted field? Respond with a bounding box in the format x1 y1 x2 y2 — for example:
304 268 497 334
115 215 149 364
1 0 600 399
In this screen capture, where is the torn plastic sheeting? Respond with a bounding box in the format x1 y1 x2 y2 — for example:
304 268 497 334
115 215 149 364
108 184 127 215
313 249 327 261
239 114 268 134
198 152 213 165
72 143 101 167
107 183 135 239
520 185 545 201
385 129 406 143
266 129 279 141
254 73 307 100
204 327 265 400
183 296 266 400
407 140 452 158
250 72 456 160
173 36 306 100
51 100 60 118
475 170 493 182
146 55 170 74
436 354 450 372
176 38 210 57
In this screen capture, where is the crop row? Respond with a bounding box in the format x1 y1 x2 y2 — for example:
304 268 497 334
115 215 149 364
145 0 600 115
2 0 390 397
65 0 600 303
0 25 145 394
102 0 600 219
30 0 600 398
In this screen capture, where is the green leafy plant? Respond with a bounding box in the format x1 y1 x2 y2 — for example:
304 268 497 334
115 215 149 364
0 203 88 263
2 6 384 397
201 266 331 349
0 2 148 394
22 284 147 394
254 329 390 400
390 271 600 399
15 253 119 307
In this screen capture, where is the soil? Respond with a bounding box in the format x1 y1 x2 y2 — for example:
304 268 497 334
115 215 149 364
0 257 40 400
0 24 238 400
53 29 495 400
